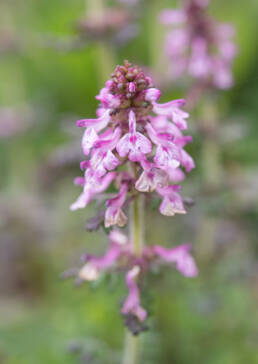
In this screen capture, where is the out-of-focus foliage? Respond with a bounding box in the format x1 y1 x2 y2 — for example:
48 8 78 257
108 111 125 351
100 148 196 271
1 0 258 363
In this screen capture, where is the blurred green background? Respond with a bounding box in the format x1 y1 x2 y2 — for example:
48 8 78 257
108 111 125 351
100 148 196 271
1 0 258 363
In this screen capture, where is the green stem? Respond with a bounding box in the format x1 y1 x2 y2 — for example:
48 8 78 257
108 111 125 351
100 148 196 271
122 333 140 364
122 193 145 364
131 194 144 257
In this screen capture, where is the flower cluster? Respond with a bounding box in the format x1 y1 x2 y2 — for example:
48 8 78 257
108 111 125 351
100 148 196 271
78 230 198 326
71 60 195 225
160 0 237 89
71 61 197 330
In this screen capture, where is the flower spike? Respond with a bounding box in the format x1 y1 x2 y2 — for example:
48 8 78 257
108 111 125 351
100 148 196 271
70 61 197 331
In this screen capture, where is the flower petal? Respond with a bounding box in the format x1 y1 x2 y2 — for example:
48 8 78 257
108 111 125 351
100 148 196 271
159 9 186 25
76 110 111 132
121 266 147 322
105 184 128 228
145 88 161 102
82 127 99 155
154 244 198 277
180 150 195 172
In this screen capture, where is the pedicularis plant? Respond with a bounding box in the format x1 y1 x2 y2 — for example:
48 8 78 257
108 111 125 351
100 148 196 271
70 60 197 362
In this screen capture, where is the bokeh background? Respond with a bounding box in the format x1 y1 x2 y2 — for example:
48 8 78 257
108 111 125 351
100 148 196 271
1 0 258 363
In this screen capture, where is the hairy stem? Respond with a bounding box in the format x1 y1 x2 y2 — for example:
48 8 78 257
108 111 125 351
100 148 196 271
122 333 140 364
122 193 145 364
131 193 144 257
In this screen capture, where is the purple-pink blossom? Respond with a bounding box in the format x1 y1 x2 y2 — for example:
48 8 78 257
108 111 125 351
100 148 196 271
79 230 128 281
153 244 198 277
105 183 128 227
71 61 194 226
70 172 115 211
160 0 237 89
78 229 198 321
122 266 147 322
157 185 186 216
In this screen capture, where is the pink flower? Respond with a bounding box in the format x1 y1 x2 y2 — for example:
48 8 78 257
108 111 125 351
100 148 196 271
71 61 197 330
189 38 211 78
153 244 198 277
145 88 161 102
164 29 188 60
116 110 152 162
148 97 189 130
85 127 121 182
70 172 115 211
135 165 168 192
96 87 120 109
159 9 186 25
146 123 181 172
155 144 181 171
157 185 186 216
151 115 192 148
180 150 195 172
76 109 111 131
213 59 234 89
160 0 237 89
79 230 128 281
81 127 99 156
121 266 147 322
166 168 185 183
105 184 128 227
